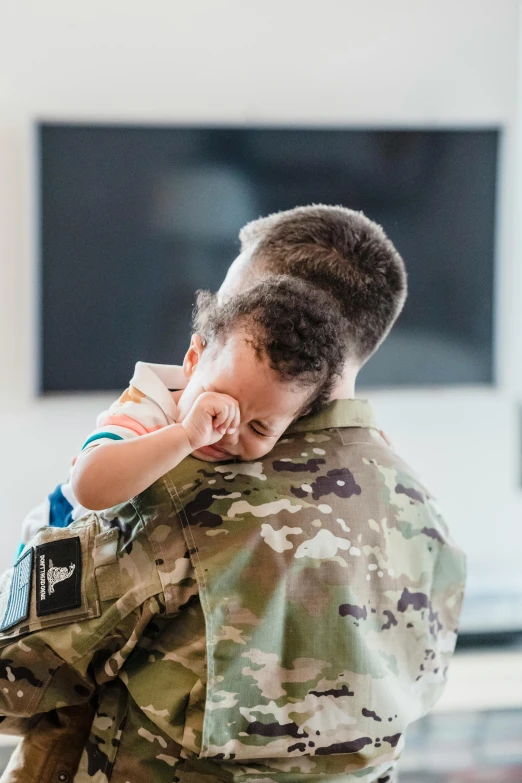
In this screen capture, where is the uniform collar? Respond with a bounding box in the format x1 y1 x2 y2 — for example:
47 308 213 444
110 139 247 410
130 362 186 422
287 398 376 433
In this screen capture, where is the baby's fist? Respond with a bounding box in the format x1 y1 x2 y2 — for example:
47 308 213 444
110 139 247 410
181 392 240 451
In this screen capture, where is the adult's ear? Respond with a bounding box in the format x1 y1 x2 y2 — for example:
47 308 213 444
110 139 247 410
183 334 206 379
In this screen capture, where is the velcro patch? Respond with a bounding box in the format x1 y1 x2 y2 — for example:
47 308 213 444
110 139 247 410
36 537 82 616
0 548 33 631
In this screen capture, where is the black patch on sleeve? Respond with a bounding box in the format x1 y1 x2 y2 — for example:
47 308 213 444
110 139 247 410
0 548 33 631
36 537 82 616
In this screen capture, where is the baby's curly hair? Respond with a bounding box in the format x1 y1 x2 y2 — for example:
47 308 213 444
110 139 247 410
193 276 345 416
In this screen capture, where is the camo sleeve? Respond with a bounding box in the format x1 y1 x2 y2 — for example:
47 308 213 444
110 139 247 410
0 508 164 725
0 703 96 781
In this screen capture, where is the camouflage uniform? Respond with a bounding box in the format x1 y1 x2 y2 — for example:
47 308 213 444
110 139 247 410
0 400 466 782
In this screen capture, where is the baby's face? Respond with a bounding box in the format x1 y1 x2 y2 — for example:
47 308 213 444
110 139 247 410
176 331 312 462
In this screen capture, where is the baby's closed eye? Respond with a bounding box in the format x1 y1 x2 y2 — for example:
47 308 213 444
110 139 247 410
249 424 268 437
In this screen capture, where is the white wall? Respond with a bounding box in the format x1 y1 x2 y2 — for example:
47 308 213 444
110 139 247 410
1 0 521 629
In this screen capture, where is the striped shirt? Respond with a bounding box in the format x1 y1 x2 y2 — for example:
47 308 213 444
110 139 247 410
19 362 185 547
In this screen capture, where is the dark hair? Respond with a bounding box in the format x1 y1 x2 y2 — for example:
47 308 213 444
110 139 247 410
239 204 407 362
193 276 345 415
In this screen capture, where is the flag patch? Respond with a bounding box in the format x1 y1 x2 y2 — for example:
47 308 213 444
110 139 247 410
0 548 33 632
36 537 82 616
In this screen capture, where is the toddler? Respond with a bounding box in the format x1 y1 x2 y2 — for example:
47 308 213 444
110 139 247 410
20 277 345 546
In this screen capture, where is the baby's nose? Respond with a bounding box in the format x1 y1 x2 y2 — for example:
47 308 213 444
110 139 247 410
221 428 240 447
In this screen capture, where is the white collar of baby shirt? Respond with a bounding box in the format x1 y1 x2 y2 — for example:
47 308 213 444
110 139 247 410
130 361 187 423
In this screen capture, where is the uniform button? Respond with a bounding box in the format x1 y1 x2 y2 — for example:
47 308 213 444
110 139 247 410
57 774 69 782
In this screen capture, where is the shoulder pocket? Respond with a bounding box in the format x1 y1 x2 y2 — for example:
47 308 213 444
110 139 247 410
0 516 102 641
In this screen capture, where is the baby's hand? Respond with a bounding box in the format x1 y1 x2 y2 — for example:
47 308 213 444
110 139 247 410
181 392 240 451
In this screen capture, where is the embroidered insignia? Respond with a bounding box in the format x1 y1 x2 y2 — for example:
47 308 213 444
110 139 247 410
36 537 82 616
47 561 75 594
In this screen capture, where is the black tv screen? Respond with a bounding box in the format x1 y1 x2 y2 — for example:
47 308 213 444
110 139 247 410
39 124 498 392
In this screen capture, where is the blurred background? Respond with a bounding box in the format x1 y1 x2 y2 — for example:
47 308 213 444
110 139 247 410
1 0 522 779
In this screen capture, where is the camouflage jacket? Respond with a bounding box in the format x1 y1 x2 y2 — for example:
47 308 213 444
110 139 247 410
0 400 466 783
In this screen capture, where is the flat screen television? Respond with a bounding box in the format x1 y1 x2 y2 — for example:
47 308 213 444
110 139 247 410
39 124 498 392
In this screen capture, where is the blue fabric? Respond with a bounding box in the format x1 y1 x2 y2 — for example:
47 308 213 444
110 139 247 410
48 484 74 529
14 484 75 563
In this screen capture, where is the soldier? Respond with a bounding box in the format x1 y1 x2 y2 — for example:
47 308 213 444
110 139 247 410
0 206 466 783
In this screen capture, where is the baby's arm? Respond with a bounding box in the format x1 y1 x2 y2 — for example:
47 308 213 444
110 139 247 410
71 392 240 510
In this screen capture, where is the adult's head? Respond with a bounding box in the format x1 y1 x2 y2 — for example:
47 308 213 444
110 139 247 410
219 205 408 394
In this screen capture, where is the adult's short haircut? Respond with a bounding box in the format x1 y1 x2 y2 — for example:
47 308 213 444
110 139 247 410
239 205 408 363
